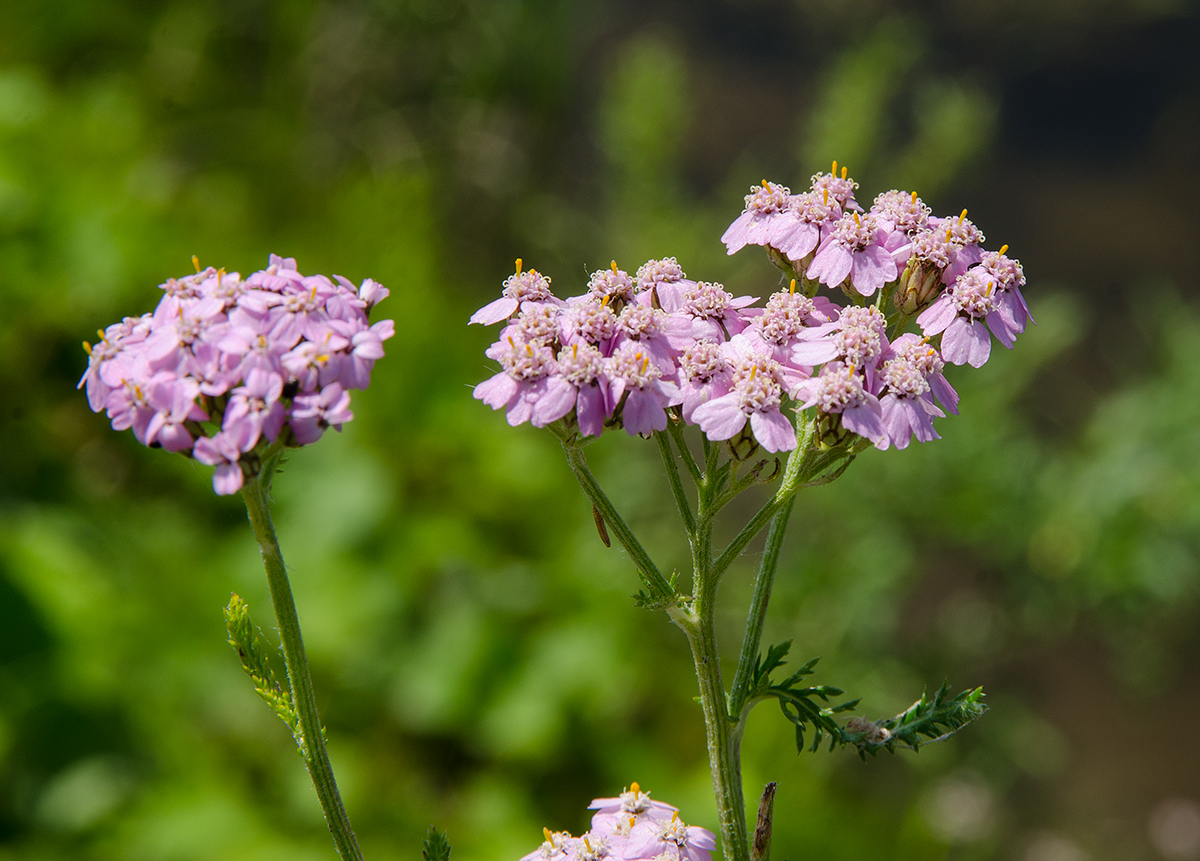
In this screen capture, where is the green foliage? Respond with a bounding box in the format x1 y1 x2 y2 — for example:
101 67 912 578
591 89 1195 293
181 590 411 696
423 826 453 861
846 684 988 758
749 643 859 754
750 643 986 759
222 594 303 753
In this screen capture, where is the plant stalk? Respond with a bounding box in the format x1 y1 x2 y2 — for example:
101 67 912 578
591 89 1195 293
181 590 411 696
241 453 364 861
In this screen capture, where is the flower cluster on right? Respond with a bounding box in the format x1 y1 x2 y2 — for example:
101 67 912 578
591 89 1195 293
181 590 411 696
471 164 1028 453
521 784 715 861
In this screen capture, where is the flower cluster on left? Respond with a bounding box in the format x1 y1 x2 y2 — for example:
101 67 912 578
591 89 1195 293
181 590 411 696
80 254 393 494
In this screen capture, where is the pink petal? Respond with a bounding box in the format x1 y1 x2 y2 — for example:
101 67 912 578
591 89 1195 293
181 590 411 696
749 409 797 452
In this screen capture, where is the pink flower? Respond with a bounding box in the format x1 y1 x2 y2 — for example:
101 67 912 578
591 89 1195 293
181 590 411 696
621 814 716 861
290 383 354 445
917 266 1017 368
794 361 887 449
193 432 245 495
806 212 897 297
691 336 799 453
470 263 557 325
606 341 680 436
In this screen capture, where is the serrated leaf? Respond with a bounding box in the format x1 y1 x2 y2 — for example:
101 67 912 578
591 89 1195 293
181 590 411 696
422 826 452 861
223 594 305 754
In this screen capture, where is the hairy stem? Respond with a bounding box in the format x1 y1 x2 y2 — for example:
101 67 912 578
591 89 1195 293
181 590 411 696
241 452 364 861
556 433 675 602
656 431 696 535
727 495 797 719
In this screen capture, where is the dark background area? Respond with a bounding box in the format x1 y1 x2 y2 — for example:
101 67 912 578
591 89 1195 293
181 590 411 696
1 1 1199 859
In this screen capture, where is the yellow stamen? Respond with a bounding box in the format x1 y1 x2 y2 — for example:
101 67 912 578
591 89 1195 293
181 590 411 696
762 178 769 188
671 811 680 823
853 212 861 227
600 293 612 306
831 160 838 176
97 329 105 340
841 166 848 179
630 781 641 794
572 344 578 358
822 188 828 206
82 341 92 355
515 258 522 274
507 336 516 348
543 828 553 843
958 208 967 224
749 365 757 381
640 357 649 375
945 227 953 242
998 244 1009 255
191 255 201 273
789 278 796 295
316 354 328 363
911 191 918 204
611 260 618 273
525 344 533 357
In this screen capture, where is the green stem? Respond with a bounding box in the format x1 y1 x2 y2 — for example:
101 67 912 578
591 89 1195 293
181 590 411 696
241 452 364 861
555 433 675 602
683 605 748 861
667 419 703 485
656 431 696 535
727 495 796 720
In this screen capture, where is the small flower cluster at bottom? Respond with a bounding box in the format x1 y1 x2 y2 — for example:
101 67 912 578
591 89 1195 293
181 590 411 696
521 784 715 861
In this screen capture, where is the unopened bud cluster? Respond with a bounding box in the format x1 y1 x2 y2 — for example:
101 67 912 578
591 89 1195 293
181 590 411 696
521 784 715 861
471 164 1029 453
80 255 393 494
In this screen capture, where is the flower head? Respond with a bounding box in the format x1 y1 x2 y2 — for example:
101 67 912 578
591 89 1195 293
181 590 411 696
83 255 391 494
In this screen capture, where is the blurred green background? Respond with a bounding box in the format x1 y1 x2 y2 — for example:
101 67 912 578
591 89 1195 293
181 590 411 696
2 1 1199 859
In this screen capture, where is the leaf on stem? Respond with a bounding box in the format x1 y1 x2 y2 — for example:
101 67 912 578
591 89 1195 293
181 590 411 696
845 683 988 759
223 593 305 754
423 826 452 861
750 642 860 754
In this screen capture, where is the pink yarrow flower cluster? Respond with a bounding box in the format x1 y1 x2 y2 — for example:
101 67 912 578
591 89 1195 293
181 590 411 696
473 165 1028 452
519 783 716 861
80 254 393 494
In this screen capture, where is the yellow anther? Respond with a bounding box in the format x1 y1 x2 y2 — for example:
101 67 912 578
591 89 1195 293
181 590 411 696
998 244 1009 255
82 340 92 355
841 166 848 179
853 212 861 227
762 178 770 188
789 278 797 295
630 781 641 794
543 828 553 843
317 354 328 363
525 344 534 357
749 365 758 381
97 328 105 340
191 255 201 273
911 191 918 203
832 160 838 176
958 208 968 223
822 188 828 206
515 258 523 274
945 227 953 242
640 357 649 375
611 260 618 273
507 336 516 348
671 811 680 823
